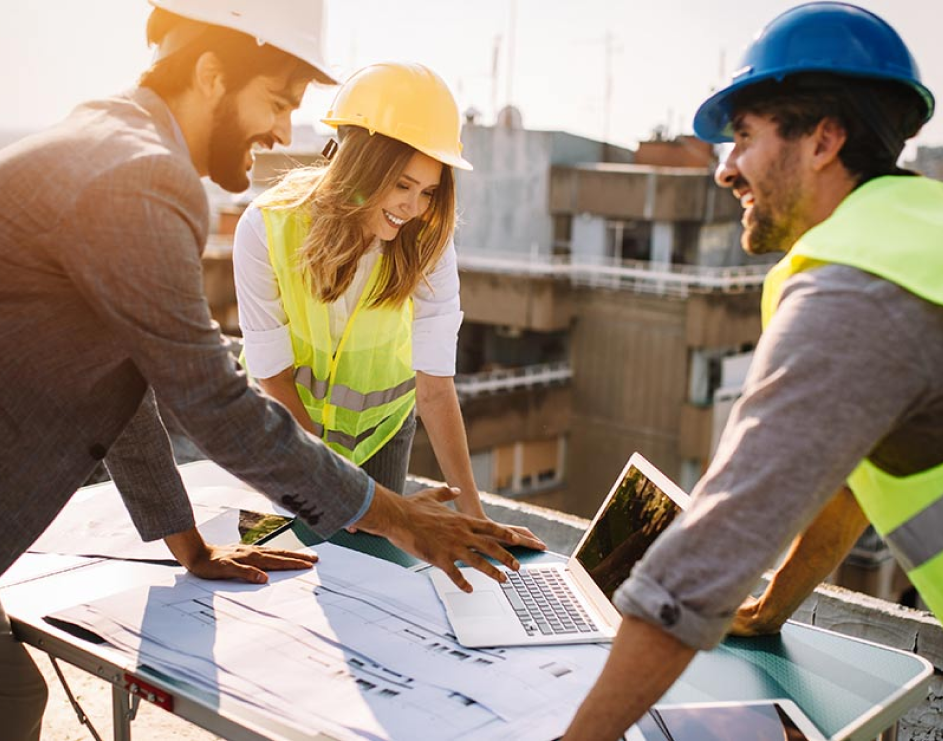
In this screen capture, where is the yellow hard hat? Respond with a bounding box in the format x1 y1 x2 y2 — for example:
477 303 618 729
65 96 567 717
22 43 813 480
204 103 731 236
321 62 472 171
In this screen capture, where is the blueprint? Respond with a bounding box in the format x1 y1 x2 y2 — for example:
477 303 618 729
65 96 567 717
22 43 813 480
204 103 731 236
28 475 293 561
52 543 612 740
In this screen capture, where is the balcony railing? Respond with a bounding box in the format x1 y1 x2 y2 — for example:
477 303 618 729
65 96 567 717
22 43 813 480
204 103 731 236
454 361 573 399
457 250 771 297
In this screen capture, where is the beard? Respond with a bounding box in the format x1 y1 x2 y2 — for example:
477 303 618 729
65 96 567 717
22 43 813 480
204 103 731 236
206 94 263 193
742 201 801 255
740 146 806 256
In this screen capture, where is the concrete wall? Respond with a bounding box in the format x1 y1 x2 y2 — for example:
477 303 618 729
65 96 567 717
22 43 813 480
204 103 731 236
548 130 635 166
566 290 689 517
428 125 635 258
570 213 609 261
455 126 555 256
550 166 715 222
409 385 573 486
459 269 574 332
684 292 761 349
696 222 747 267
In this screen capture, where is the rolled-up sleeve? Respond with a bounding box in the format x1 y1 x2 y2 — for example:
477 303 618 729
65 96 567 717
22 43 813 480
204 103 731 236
232 206 294 379
413 240 462 376
611 269 923 650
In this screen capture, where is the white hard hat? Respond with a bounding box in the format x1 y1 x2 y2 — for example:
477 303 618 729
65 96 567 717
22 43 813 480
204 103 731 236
147 0 339 84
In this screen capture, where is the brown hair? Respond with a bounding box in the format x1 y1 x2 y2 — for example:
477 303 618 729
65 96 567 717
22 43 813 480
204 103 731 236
729 73 927 182
140 8 319 99
255 127 456 307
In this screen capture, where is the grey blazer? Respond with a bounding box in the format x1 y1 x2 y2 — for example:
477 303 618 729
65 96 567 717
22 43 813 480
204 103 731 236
0 88 371 575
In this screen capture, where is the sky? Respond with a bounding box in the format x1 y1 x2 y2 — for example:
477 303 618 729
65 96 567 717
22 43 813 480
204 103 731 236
3 0 942 152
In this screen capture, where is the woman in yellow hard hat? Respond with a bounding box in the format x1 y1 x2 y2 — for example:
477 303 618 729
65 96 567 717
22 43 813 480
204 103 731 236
233 62 542 543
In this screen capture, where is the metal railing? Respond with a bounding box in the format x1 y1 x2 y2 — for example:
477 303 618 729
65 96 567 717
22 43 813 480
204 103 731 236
454 361 573 399
457 250 771 297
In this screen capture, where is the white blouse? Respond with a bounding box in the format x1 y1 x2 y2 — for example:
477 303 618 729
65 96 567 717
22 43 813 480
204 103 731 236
233 206 463 379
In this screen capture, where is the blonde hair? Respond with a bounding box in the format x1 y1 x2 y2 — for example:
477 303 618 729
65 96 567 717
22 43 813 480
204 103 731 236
254 128 456 307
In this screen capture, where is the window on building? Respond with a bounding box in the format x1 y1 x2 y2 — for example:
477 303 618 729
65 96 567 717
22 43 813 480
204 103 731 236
688 346 754 406
457 323 570 374
482 436 567 498
606 220 652 262
552 214 572 257
672 221 702 265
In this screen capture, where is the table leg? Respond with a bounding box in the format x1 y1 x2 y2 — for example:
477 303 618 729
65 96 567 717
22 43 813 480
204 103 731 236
878 722 899 741
112 685 133 741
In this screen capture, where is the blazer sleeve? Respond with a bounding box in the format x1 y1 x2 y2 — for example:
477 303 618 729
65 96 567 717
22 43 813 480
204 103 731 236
59 154 372 537
104 388 195 541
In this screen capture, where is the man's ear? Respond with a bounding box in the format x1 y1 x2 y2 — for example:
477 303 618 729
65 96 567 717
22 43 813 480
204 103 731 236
810 117 848 172
192 51 227 106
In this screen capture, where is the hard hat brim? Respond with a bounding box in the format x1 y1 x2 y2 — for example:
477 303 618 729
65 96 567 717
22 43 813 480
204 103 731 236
319 119 473 171
694 66 935 144
148 0 340 86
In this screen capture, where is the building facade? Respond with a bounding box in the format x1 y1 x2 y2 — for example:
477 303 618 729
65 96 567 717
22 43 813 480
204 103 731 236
407 123 771 517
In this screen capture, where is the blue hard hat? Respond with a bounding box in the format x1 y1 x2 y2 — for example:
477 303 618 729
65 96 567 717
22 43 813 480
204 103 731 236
693 2 935 143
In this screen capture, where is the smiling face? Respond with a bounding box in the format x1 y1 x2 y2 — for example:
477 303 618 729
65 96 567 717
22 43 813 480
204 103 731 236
361 151 443 243
207 69 308 192
715 112 813 256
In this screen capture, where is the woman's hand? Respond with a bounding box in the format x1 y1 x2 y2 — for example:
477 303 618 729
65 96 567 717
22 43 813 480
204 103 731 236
449 497 547 552
496 523 546 552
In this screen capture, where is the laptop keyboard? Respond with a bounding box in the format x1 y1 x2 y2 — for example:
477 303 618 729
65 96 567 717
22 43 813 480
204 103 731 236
499 566 598 636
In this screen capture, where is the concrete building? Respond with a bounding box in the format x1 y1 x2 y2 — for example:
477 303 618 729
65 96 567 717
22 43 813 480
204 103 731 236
202 124 771 517
402 123 772 519
906 144 943 180
201 122 918 607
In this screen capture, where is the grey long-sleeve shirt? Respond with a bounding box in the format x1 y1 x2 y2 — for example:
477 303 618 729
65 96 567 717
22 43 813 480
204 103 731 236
0 88 372 575
614 265 943 649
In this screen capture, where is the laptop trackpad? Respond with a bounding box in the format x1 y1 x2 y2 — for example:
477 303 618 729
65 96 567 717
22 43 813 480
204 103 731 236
445 591 506 619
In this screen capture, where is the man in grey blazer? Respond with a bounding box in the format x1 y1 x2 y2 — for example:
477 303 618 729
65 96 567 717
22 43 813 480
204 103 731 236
0 3 540 737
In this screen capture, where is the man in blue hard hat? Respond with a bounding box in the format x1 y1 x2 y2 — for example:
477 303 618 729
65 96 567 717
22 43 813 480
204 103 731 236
565 4 943 738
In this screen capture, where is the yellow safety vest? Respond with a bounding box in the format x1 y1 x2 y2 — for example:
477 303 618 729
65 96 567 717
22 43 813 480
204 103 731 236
260 206 416 465
762 176 943 621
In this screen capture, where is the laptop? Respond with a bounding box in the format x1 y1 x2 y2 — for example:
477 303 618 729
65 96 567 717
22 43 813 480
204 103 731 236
430 452 690 647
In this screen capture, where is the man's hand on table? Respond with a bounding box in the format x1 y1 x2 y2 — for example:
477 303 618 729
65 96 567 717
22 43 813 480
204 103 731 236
354 484 543 591
165 528 317 584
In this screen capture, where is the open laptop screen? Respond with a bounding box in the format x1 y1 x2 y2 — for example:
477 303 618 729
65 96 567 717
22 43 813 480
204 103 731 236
573 462 683 599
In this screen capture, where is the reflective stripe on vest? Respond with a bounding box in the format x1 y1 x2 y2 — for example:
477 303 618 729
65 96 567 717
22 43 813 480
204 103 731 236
303 421 377 449
294 366 329 400
294 367 415 411
261 205 416 466
326 422 381 452
883 496 943 572
761 176 943 623
331 377 416 413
